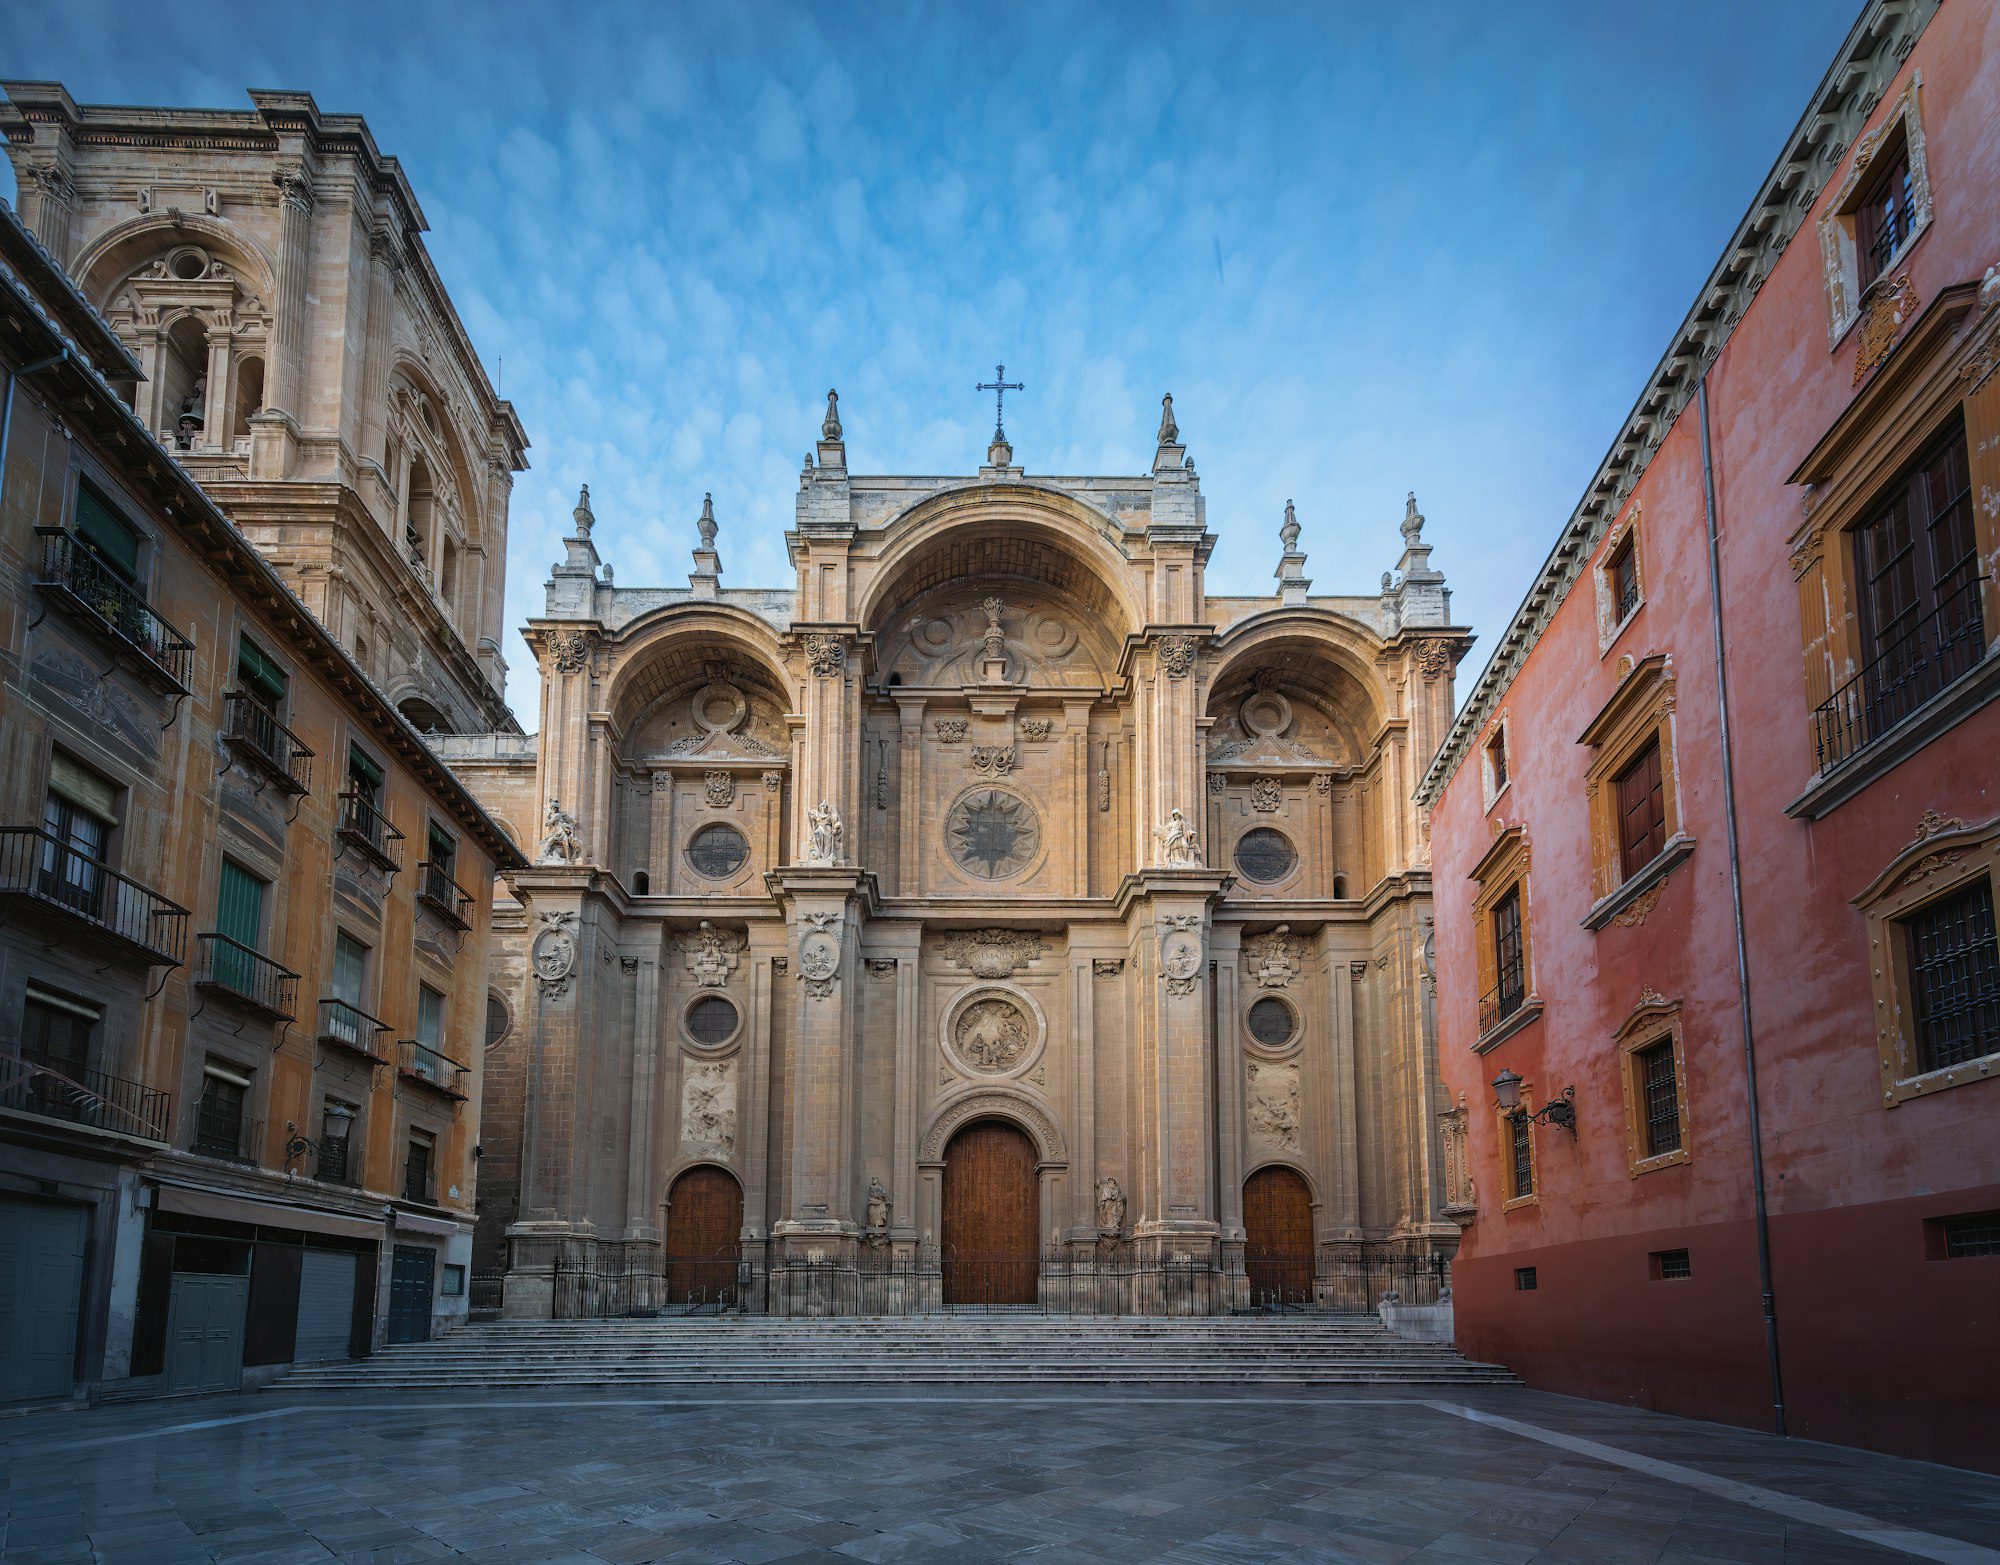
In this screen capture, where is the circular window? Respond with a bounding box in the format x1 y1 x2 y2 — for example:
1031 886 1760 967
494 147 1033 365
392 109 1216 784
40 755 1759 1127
945 789 1042 880
1247 996 1297 1049
686 823 749 879
1235 827 1298 883
685 995 740 1047
485 990 512 1050
169 247 208 281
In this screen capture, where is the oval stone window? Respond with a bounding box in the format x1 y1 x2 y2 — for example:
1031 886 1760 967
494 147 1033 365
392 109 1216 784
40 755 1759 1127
1247 996 1297 1049
686 995 740 1047
686 823 749 879
1235 827 1298 883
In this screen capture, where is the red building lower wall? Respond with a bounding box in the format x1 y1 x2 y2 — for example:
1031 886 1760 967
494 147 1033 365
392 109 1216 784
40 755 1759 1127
1454 1194 2000 1472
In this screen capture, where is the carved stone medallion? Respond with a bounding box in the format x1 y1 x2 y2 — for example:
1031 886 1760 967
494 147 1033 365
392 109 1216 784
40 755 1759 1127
946 789 1041 879
938 928 1044 979
531 912 578 997
942 985 1045 1078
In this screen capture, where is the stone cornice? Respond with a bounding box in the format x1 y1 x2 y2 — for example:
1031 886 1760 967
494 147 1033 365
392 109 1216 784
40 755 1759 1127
1417 0 1940 809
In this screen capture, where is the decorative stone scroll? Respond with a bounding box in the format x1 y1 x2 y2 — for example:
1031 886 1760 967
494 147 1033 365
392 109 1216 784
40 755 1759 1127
1018 718 1053 742
971 746 1014 778
804 634 846 677
1156 635 1198 679
546 630 592 674
938 928 1044 979
935 718 968 744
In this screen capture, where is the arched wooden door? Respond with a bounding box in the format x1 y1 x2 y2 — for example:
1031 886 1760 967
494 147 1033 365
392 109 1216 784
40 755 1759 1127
665 1165 743 1304
941 1120 1039 1305
1243 1166 1315 1305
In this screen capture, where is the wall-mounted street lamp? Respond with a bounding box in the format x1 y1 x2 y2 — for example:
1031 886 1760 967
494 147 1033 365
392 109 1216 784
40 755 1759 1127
1492 1068 1577 1135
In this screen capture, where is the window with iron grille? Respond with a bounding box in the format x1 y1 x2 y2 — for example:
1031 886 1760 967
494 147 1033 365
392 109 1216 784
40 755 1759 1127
1234 827 1298 884
1493 889 1524 1019
1615 739 1666 880
1651 1248 1692 1280
686 995 739 1046
1609 535 1640 623
1635 1037 1683 1158
687 822 749 879
1902 878 2000 1073
1514 1266 1537 1291
1508 1113 1534 1200
1247 997 1296 1048
1856 142 1915 290
193 1066 248 1158
405 1133 434 1203
318 1100 356 1185
1938 1212 2000 1259
1853 421 1980 710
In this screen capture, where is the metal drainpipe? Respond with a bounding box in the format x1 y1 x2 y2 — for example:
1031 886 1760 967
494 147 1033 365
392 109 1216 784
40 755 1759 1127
1697 374 1788 1437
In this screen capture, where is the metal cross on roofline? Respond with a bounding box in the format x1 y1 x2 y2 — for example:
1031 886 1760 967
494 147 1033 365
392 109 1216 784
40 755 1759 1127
976 363 1024 439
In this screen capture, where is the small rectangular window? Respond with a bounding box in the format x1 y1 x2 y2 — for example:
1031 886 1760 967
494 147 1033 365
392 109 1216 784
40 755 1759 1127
1487 729 1508 791
193 1060 250 1159
1856 142 1915 290
427 822 456 876
1508 1113 1534 1200
441 1263 466 1297
1615 739 1667 879
1514 1266 1538 1292
405 1130 435 1203
1635 1038 1683 1158
348 745 384 803
1492 889 1525 1019
1650 1248 1692 1280
1609 536 1640 622
1937 1213 2000 1259
417 983 445 1050
74 479 142 580
1901 879 2000 1073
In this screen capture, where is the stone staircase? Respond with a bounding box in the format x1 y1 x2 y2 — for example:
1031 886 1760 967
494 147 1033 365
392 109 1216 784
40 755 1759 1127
274 1315 1518 1391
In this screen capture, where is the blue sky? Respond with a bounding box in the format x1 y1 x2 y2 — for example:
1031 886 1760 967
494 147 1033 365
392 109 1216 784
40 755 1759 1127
8 0 1854 725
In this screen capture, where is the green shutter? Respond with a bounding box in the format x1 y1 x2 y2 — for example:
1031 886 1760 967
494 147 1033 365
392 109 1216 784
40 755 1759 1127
332 933 367 1006
348 747 384 788
416 985 444 1048
74 483 140 578
236 635 288 705
216 860 265 951
427 824 455 872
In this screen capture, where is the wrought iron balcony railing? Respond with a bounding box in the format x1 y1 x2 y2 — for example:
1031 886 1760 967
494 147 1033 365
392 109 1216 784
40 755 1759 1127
1812 575 1990 775
195 933 299 1022
337 789 404 871
416 860 472 928
0 826 189 967
32 528 194 694
0 1046 172 1142
223 690 314 795
317 998 391 1064
191 1109 262 1165
1478 967 1529 1038
398 1039 469 1101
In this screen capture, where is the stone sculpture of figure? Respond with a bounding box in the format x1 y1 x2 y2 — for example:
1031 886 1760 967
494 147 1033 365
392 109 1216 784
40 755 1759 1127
805 799 843 865
865 1177 891 1235
1096 1177 1126 1234
1154 808 1201 867
536 797 580 866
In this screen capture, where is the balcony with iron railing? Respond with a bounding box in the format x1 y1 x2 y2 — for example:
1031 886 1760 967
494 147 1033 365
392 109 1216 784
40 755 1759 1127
337 789 404 873
317 998 391 1065
1477 959 1539 1048
398 1039 469 1101
32 528 195 695
1812 576 1990 776
0 1045 172 1142
195 933 299 1022
222 690 313 795
0 827 189 967
190 1106 262 1164
416 860 472 929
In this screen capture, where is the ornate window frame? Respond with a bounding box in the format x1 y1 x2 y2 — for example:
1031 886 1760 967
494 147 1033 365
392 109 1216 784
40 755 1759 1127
1595 506 1644 654
1786 279 2000 819
1854 812 2000 1107
1470 824 1540 1051
1242 992 1303 1061
1578 654 1695 928
1480 713 1511 812
1613 992 1692 1177
679 991 745 1056
1818 74 1933 348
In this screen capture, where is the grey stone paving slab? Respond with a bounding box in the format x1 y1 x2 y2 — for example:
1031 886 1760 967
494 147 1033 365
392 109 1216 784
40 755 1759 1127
2 1389 1996 1563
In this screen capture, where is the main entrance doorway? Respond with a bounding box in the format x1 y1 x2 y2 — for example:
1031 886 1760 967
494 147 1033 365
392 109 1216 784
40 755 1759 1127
941 1119 1038 1305
1243 1166 1315 1305
666 1165 742 1304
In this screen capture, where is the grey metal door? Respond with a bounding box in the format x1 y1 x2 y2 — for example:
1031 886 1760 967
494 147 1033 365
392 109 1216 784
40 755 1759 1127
387 1245 434 1345
0 1196 86 1404
165 1274 246 1394
294 1249 356 1362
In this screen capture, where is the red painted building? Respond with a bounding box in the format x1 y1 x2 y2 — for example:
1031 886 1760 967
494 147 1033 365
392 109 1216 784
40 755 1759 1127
1420 0 2000 1472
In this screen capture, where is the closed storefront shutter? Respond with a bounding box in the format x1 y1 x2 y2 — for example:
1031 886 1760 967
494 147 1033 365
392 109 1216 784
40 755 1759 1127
294 1250 357 1362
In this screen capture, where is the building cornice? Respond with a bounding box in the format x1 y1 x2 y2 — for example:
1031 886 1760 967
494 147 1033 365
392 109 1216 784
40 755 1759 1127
1416 0 1941 809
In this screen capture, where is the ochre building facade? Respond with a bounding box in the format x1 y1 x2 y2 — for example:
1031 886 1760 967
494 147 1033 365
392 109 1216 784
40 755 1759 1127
449 405 1473 1315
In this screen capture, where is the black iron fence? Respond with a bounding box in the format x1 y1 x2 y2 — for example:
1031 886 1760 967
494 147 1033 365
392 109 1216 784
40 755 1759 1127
398 1039 468 1099
33 527 195 691
1813 574 1990 774
0 826 189 965
337 789 405 869
0 1047 172 1141
416 861 472 927
196 932 299 1020
535 1242 1452 1321
224 690 314 794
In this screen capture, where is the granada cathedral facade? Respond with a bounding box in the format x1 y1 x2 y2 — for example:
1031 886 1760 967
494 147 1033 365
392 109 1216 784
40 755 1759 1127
445 399 1475 1315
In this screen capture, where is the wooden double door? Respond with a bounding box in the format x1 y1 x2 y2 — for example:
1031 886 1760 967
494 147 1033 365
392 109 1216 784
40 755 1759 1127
941 1120 1039 1305
666 1165 743 1304
1243 1167 1315 1304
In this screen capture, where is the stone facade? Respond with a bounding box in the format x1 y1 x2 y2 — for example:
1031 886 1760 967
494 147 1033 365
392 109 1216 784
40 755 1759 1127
0 198 522 1402
0 83 529 736
443 401 1471 1313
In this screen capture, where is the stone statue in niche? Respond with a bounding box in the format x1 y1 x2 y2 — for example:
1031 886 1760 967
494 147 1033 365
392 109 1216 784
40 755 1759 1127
1096 1177 1127 1234
804 799 843 865
536 797 580 866
865 1177 891 1242
1154 808 1202 867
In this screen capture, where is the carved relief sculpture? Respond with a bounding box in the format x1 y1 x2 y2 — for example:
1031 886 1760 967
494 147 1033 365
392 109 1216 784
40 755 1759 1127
1246 1061 1303 1155
535 797 581 866
804 800 844 865
1250 777 1282 813
935 718 968 744
1244 925 1303 989
971 746 1015 778
865 1177 891 1242
681 1061 737 1156
705 771 735 808
1018 718 1052 741
1154 808 1202 867
531 911 579 998
952 996 1033 1072
1157 635 1198 679
1160 914 1204 998
797 911 842 1000
547 631 591 674
938 928 1044 978
804 634 846 677
683 921 741 988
